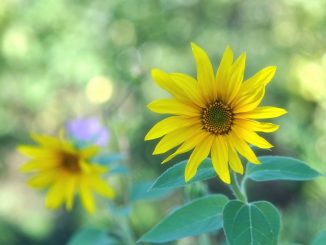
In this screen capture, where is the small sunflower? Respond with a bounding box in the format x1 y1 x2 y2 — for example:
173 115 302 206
18 134 115 213
145 43 287 184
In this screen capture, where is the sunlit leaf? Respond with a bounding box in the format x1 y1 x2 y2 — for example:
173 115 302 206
223 200 281 245
151 159 216 190
138 194 228 243
245 156 322 182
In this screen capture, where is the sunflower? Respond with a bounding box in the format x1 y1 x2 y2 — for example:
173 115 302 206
18 134 115 213
145 43 287 184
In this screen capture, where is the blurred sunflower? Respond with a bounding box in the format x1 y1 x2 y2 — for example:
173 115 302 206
18 134 115 213
145 43 287 184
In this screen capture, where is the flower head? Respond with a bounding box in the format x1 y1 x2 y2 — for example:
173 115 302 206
66 117 110 147
18 134 115 213
145 43 287 184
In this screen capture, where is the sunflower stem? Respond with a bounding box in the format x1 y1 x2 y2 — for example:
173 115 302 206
115 216 135 245
230 172 247 202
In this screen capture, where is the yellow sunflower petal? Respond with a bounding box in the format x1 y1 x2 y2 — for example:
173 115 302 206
45 180 66 209
20 160 40 172
80 145 99 159
216 46 234 97
65 177 76 211
232 66 276 109
227 53 246 103
147 99 200 116
236 106 287 119
61 140 76 153
191 42 215 102
27 171 57 188
152 69 202 107
228 132 260 164
169 73 205 107
153 124 201 155
152 69 182 98
89 164 108 174
228 145 243 174
235 119 280 133
17 145 56 158
31 134 62 149
90 177 115 198
240 66 276 93
233 87 265 113
79 160 92 173
233 125 273 149
162 131 208 164
211 136 230 184
185 135 214 182
145 116 194 141
20 159 57 172
79 181 96 213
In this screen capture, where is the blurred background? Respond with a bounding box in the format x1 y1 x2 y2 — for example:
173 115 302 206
1 0 326 244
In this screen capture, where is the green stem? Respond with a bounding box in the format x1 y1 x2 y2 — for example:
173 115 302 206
230 172 247 202
115 216 135 245
240 177 247 196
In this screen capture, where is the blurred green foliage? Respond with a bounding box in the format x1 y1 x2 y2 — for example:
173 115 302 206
1 0 326 244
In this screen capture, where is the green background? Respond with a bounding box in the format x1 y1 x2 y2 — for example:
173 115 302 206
1 0 326 244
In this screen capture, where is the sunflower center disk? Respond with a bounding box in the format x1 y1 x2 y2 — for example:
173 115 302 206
61 152 81 173
201 100 234 135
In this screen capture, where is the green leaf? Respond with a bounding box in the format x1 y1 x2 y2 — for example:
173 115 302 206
138 194 228 243
245 156 322 182
129 181 173 201
68 228 119 245
151 159 216 190
223 200 281 245
311 231 326 245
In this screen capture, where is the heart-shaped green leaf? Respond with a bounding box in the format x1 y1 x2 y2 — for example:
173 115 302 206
246 156 322 182
138 194 228 243
223 200 281 245
151 159 216 190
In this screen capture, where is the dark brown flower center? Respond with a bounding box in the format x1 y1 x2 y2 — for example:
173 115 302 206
61 152 81 172
201 100 234 135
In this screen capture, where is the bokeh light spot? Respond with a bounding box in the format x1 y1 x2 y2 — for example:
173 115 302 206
85 76 113 104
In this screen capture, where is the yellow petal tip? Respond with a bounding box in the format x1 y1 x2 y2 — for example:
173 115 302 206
190 42 198 48
224 45 233 53
254 159 261 165
144 133 151 141
152 150 160 155
270 65 277 71
184 172 194 183
222 178 231 185
161 157 172 164
146 102 154 111
151 68 163 79
16 145 25 153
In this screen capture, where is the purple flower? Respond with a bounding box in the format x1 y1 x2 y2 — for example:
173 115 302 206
66 117 110 147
